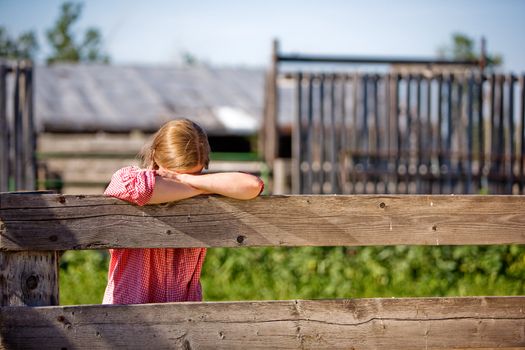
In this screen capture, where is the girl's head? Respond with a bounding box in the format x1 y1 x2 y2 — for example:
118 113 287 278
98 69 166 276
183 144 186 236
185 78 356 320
140 119 210 172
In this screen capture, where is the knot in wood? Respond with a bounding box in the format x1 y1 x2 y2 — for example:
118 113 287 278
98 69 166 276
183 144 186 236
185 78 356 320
236 235 245 244
58 196 66 204
26 275 38 290
379 202 386 209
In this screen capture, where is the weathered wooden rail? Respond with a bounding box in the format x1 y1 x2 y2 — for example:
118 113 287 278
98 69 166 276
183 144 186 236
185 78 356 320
1 192 524 349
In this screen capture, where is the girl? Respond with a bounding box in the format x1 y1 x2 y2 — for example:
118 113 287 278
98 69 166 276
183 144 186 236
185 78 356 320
103 119 264 304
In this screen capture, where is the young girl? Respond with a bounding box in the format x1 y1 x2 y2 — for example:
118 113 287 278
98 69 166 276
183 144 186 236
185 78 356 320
102 119 264 304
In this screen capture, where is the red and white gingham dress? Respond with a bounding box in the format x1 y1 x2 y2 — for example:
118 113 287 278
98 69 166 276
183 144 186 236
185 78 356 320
102 166 206 304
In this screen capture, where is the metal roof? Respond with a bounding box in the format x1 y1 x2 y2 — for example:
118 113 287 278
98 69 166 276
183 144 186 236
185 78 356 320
34 64 265 135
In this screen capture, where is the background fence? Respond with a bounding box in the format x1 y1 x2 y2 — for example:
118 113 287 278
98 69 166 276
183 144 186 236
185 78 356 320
0 60 36 192
291 72 525 195
261 40 525 195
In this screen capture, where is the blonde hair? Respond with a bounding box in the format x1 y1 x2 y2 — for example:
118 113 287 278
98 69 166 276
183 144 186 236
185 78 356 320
140 119 210 170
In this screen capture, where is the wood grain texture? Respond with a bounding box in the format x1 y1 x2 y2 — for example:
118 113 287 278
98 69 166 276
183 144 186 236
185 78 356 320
1 193 525 250
1 297 524 349
0 251 58 306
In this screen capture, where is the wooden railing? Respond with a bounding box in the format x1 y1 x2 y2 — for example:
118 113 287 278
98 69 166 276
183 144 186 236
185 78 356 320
1 192 524 349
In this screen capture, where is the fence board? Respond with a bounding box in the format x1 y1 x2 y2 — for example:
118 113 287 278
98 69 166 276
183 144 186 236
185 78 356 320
1 193 525 250
0 65 8 192
1 297 523 349
0 251 58 306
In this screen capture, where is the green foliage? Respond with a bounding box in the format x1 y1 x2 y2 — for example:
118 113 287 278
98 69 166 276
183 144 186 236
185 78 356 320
438 32 502 67
46 2 110 64
0 26 39 59
201 246 525 300
1 2 109 63
59 250 108 305
181 51 198 66
59 245 525 305
451 33 477 61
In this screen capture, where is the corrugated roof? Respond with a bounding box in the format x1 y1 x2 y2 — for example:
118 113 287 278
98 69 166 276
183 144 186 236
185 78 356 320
34 64 265 135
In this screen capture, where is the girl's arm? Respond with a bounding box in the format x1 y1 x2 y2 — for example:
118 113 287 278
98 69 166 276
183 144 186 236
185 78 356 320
105 166 207 206
158 171 264 200
147 176 206 204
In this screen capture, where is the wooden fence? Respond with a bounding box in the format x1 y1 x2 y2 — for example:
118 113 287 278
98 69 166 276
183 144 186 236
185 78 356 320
291 72 525 196
0 61 36 193
260 40 525 196
1 192 524 349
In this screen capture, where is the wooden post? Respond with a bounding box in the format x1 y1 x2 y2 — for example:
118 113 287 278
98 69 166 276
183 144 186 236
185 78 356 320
0 191 59 306
264 39 279 175
0 251 59 306
507 74 515 194
0 64 8 192
22 63 36 191
480 36 487 73
477 74 485 192
291 73 302 194
13 63 24 191
519 74 525 194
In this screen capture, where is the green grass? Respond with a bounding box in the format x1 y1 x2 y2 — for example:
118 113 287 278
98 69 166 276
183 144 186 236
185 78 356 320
59 245 525 305
59 250 109 305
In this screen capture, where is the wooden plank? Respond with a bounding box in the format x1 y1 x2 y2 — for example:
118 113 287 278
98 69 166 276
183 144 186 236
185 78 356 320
22 65 36 191
1 297 523 349
478 75 485 192
0 65 8 192
263 39 279 168
518 74 525 194
508 74 516 194
13 64 23 190
292 73 302 194
38 133 147 155
0 251 58 306
1 194 525 250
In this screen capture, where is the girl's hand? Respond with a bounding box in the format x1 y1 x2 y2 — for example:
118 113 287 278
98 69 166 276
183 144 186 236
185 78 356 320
157 169 207 192
157 168 186 183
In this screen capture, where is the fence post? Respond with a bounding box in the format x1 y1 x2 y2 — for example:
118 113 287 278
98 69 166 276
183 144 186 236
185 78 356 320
13 63 24 191
0 64 8 192
0 191 59 306
22 62 36 191
264 39 279 175
292 73 302 194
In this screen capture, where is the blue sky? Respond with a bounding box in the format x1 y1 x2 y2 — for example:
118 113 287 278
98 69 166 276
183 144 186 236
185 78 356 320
1 0 524 72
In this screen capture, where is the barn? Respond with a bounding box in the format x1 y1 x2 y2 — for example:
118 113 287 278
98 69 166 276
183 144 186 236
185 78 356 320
33 64 266 193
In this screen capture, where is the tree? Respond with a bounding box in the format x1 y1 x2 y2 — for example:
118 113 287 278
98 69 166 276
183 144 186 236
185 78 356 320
46 2 109 64
438 33 502 68
0 26 39 60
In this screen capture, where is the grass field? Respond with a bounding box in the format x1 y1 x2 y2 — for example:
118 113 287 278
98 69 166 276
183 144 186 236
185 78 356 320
59 245 525 305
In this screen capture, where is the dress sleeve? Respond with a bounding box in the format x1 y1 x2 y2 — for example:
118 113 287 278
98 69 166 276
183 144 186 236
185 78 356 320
257 177 265 195
104 166 156 206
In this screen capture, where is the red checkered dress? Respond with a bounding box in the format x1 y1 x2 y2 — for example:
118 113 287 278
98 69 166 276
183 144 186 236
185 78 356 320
102 166 206 304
